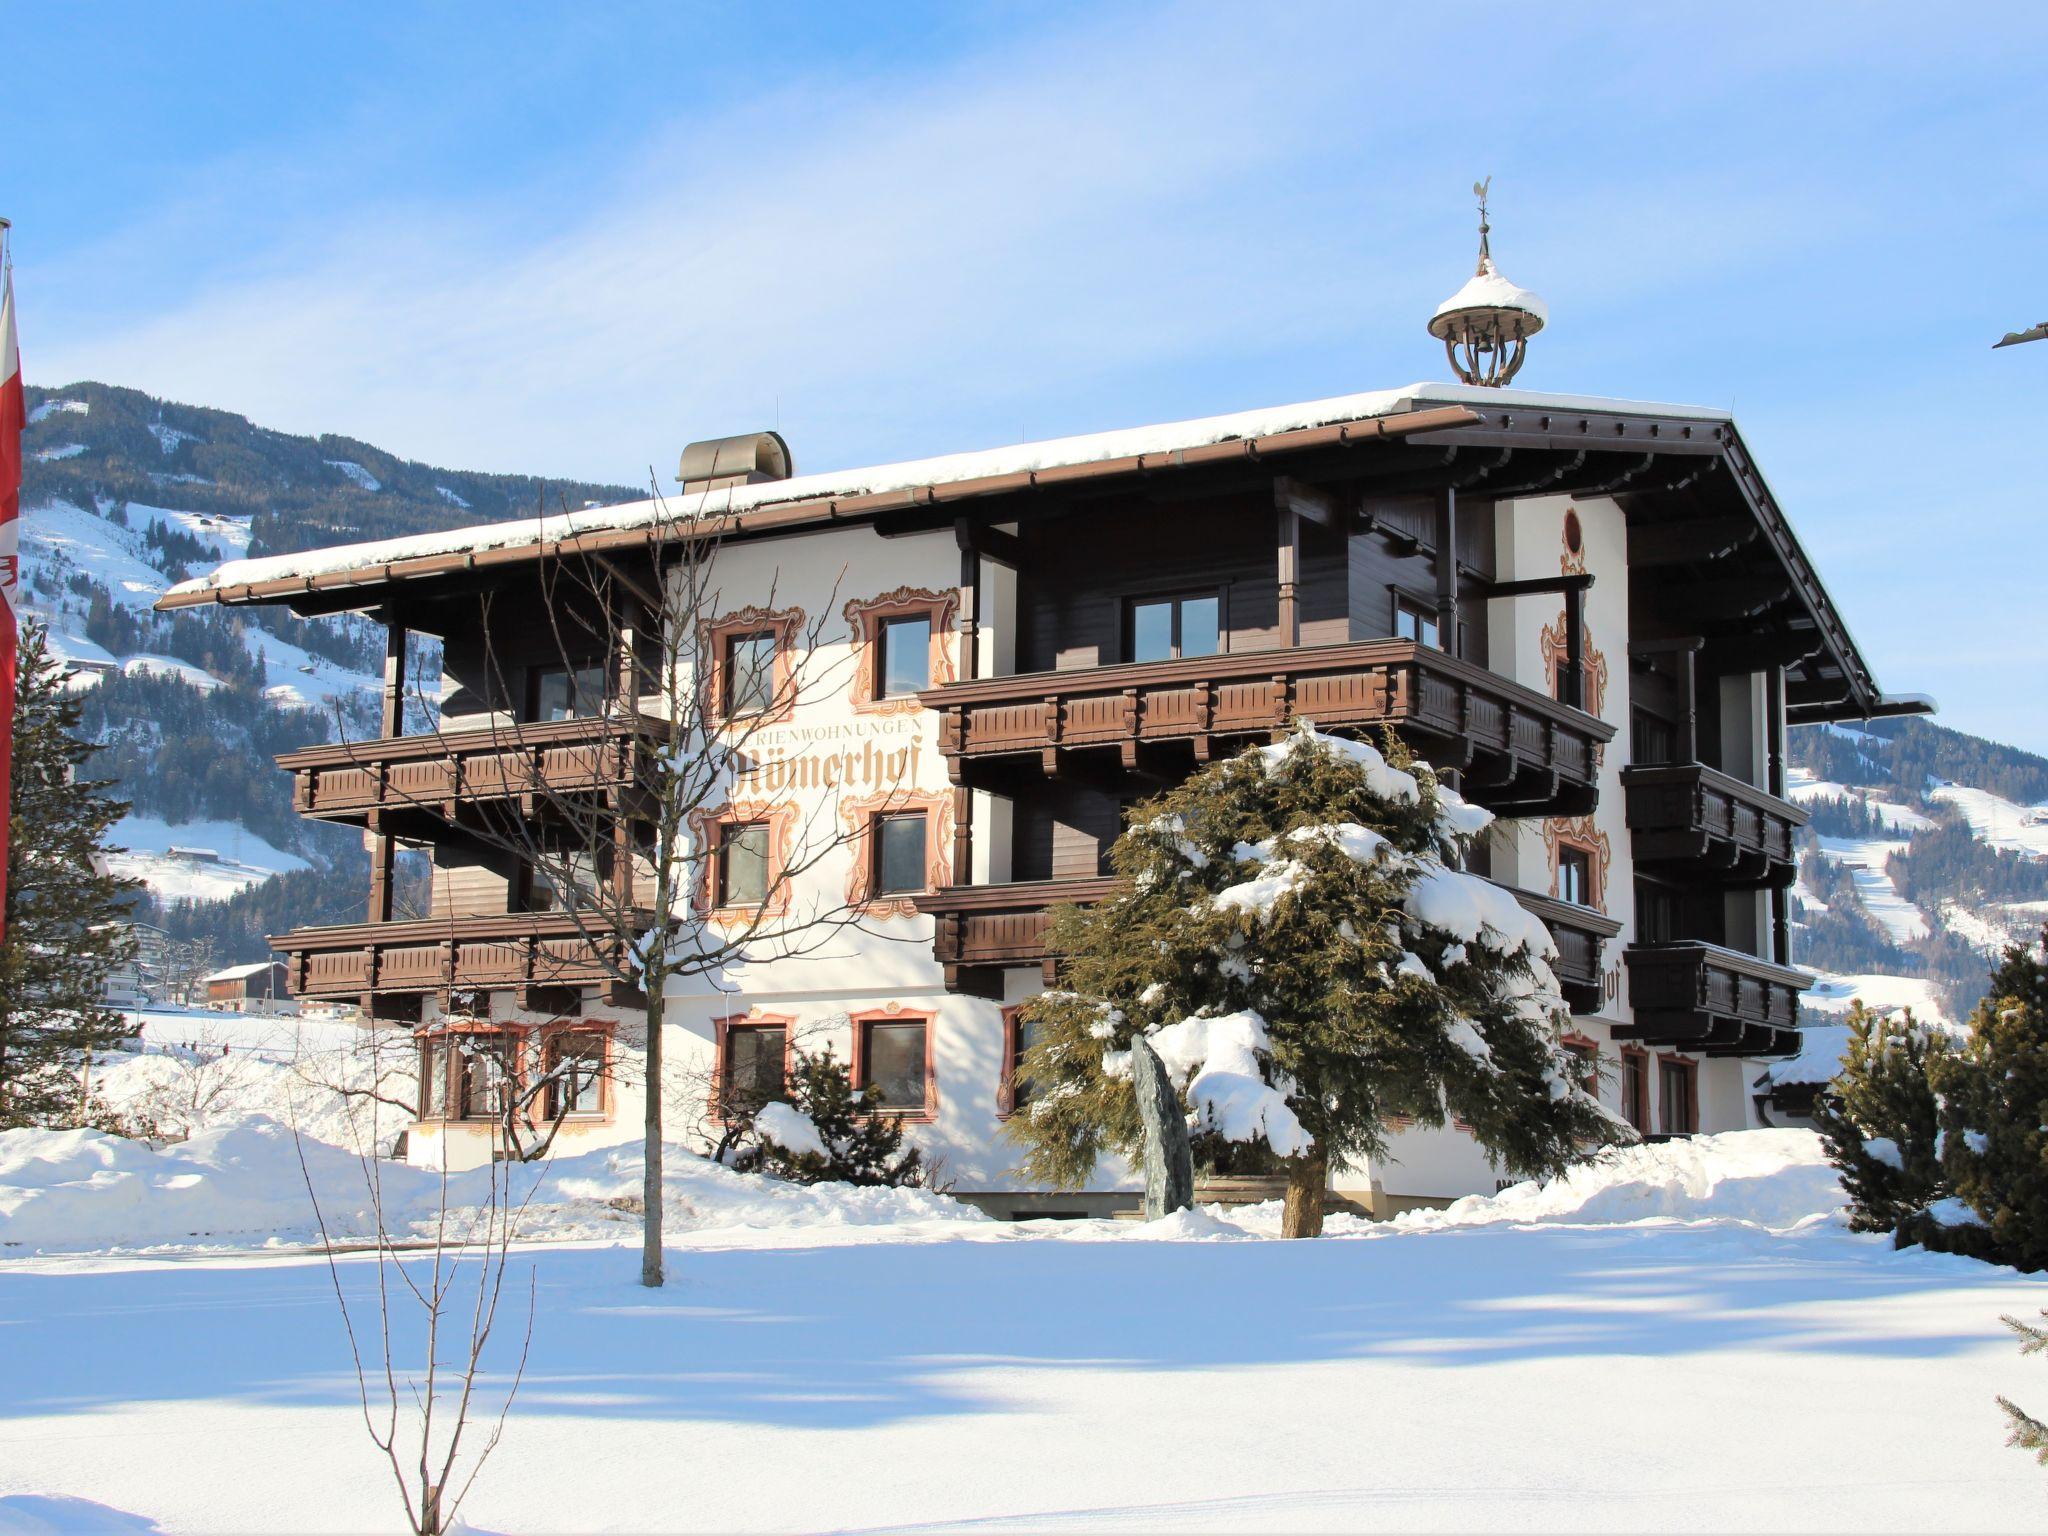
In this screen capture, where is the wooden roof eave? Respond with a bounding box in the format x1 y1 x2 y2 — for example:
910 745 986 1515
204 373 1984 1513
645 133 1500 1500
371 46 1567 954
153 403 1485 615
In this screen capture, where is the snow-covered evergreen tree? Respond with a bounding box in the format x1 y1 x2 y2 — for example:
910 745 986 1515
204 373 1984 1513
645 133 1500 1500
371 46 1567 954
1998 1310 2048 1466
1008 724 1625 1236
1813 1001 1952 1233
1922 930 2048 1270
747 1048 926 1188
0 623 142 1128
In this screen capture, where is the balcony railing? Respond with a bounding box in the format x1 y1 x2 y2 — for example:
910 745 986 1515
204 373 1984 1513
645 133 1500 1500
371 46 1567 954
915 875 1621 1012
277 714 667 824
277 910 651 1002
1621 762 1807 885
921 640 1613 816
1618 940 1810 1057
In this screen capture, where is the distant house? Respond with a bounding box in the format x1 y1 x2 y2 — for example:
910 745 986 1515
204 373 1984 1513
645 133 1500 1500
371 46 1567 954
203 960 295 1014
101 920 171 1009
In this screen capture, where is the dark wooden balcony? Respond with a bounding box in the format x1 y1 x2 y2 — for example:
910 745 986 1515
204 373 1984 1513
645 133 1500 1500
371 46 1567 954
916 876 1621 1012
1622 762 1807 886
1509 889 1623 1015
276 910 651 1008
1618 941 1810 1058
916 877 1121 995
922 640 1613 817
277 714 667 826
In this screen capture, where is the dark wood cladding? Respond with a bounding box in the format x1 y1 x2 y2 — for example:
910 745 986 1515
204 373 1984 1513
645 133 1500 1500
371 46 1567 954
1618 941 1809 1057
1622 762 1806 885
277 714 666 822
918 876 1121 993
924 639 1613 815
278 911 649 998
916 877 1621 1014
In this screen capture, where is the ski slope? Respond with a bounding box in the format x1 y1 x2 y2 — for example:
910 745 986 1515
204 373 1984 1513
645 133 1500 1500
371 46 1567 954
105 816 310 903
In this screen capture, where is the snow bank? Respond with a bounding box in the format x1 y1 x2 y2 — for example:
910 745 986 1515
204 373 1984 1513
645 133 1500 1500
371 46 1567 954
0 1119 396 1253
1393 1129 1846 1234
0 1117 983 1255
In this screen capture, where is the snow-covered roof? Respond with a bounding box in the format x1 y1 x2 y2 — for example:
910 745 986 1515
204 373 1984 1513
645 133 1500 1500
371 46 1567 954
163 380 1730 603
204 961 284 982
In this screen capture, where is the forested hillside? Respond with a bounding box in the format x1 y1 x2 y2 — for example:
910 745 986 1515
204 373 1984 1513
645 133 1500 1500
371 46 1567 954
1786 715 2048 1019
18 380 638 960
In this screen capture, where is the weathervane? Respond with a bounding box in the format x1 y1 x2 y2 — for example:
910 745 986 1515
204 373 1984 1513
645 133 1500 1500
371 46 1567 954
1428 177 1548 387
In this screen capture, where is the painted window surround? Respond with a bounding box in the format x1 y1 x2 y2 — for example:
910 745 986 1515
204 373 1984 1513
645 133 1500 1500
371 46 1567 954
843 586 959 714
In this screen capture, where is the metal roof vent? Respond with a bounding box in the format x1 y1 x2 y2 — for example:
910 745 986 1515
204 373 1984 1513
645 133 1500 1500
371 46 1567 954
1428 177 1547 388
678 431 794 494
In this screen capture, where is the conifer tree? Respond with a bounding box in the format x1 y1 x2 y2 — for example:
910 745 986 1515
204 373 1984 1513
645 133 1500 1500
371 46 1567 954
1925 930 2048 1270
750 1048 925 1187
1813 1001 1952 1233
0 624 142 1128
1008 724 1625 1237
1997 1310 2048 1465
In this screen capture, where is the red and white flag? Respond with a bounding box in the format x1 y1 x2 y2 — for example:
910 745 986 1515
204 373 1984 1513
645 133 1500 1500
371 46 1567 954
0 235 22 943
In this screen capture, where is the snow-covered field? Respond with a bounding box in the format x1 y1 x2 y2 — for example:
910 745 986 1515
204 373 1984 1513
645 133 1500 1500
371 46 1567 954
2 1128 2045 1532
105 816 311 902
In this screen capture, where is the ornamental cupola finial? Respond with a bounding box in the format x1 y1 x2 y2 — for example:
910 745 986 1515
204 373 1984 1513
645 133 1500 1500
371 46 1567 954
1427 177 1547 387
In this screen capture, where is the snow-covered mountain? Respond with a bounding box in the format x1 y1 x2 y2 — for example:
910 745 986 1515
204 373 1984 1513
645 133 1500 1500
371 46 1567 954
18 381 637 958
1786 717 2048 1026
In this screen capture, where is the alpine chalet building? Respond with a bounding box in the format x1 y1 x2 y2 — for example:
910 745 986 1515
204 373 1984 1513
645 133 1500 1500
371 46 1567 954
161 306 1926 1215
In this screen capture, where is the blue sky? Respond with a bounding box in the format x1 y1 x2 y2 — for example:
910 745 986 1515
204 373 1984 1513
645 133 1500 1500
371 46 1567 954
6 2 2047 750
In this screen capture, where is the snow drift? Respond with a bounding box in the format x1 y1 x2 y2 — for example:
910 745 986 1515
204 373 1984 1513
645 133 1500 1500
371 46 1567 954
0 1116 982 1255
1392 1128 1846 1234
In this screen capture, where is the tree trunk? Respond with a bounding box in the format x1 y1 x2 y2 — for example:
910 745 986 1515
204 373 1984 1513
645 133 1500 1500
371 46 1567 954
1281 1150 1327 1239
640 979 665 1288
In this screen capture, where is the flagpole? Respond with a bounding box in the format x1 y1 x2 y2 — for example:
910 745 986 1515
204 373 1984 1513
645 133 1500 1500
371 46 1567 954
0 214 19 952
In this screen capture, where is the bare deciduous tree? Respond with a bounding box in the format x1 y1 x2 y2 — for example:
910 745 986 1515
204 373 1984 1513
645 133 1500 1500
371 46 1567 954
295 1118 538 1536
329 486 912 1286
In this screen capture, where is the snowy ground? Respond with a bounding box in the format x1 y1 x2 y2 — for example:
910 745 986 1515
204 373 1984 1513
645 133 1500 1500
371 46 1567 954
2 1129 2046 1532
104 816 311 902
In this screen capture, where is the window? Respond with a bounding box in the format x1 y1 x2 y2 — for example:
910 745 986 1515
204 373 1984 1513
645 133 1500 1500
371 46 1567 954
1127 592 1221 664
704 605 802 725
879 614 932 697
532 662 608 722
1562 1038 1598 1093
1557 847 1593 907
723 631 778 719
718 822 770 908
1004 1009 1043 1113
1658 1057 1698 1135
525 848 602 912
857 1017 928 1114
872 812 929 897
1553 654 1584 710
545 1033 606 1118
1632 708 1678 766
1394 598 1440 649
1636 881 1678 945
1621 1049 1651 1134
420 1038 450 1118
721 1022 788 1109
844 588 957 713
458 1033 517 1119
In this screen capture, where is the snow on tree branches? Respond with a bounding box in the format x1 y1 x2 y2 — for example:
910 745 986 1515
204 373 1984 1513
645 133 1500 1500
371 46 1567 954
1008 723 1627 1236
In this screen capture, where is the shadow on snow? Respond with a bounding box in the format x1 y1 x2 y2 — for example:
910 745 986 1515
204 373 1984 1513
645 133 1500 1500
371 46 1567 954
2 1220 2038 1432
